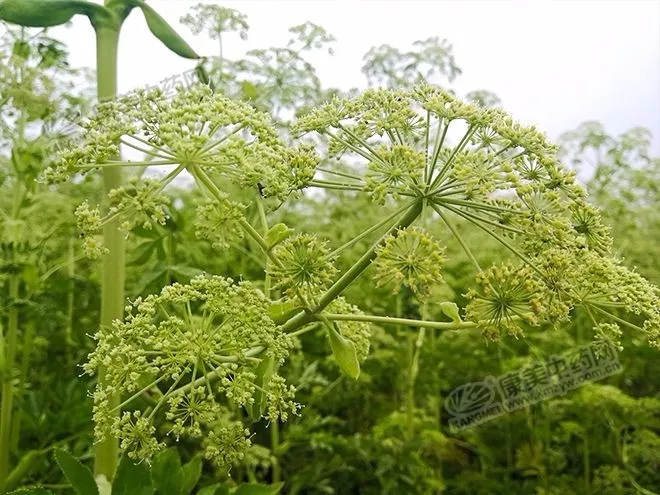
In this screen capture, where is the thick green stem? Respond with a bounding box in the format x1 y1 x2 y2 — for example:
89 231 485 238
270 420 281 483
280 199 423 334
0 275 19 493
256 201 281 482
10 320 35 451
94 25 124 482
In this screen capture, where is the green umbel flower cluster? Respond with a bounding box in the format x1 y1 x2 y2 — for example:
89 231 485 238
74 200 106 260
374 226 446 299
107 178 170 233
294 83 659 345
44 84 319 199
75 82 659 469
194 194 247 250
84 275 297 468
465 264 542 340
267 233 338 300
46 84 319 263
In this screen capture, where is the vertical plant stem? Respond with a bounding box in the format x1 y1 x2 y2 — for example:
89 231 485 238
66 234 75 350
0 275 19 493
10 319 35 452
498 344 513 477
94 24 124 482
407 311 426 440
583 429 591 495
256 200 282 483
406 325 414 438
270 420 281 483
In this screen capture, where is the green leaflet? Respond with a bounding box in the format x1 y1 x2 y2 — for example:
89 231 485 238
326 322 360 380
150 449 183 495
0 0 113 28
112 456 154 495
179 456 202 495
246 354 277 422
266 223 294 250
148 449 201 495
130 1 199 59
268 299 302 325
439 301 462 324
5 450 42 492
53 449 99 495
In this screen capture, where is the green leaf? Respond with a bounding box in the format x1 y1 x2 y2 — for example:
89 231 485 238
134 267 167 295
112 456 154 495
5 449 42 490
240 80 258 100
128 241 157 266
53 449 99 495
439 301 462 324
268 299 302 324
150 448 182 495
234 482 284 495
0 0 114 28
170 264 203 282
246 354 276 421
134 2 199 59
326 324 360 380
132 225 162 239
266 223 294 250
155 242 167 261
196 485 228 495
180 456 202 494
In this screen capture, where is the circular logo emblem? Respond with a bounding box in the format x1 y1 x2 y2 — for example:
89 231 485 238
445 380 495 416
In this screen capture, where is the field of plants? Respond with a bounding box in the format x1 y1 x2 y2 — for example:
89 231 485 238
0 1 659 494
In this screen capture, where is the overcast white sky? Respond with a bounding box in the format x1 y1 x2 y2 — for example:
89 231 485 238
50 0 660 154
